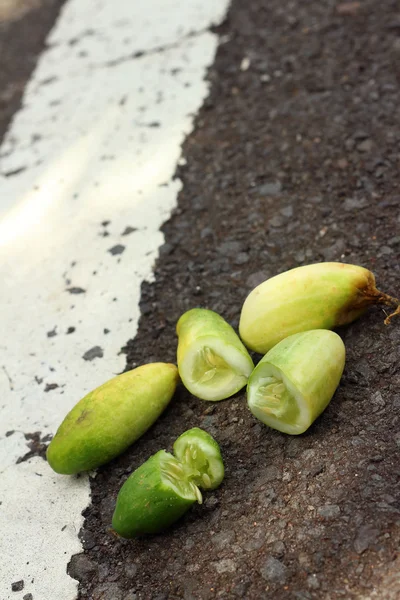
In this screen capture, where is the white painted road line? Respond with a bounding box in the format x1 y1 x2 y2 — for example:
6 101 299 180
0 1 230 598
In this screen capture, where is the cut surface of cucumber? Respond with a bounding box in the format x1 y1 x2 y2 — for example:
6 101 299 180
177 308 254 401
173 427 225 490
247 365 308 435
247 330 345 435
180 336 253 401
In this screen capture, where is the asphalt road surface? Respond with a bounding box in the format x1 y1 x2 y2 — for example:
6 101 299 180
1 1 400 599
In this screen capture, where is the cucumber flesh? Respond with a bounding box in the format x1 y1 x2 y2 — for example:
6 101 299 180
173 427 225 490
181 337 252 401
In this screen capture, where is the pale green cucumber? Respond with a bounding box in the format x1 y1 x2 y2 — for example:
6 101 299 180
247 330 345 435
239 262 399 354
177 308 254 401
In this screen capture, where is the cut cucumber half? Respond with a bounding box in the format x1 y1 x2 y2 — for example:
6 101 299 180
173 427 225 490
177 308 254 401
247 330 345 435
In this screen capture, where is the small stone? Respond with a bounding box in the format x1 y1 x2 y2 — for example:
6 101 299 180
211 530 236 549
357 139 373 152
269 215 286 227
243 529 265 551
371 391 385 411
68 554 96 581
23 595 33 600
280 205 293 217
336 2 361 16
240 57 251 71
263 465 281 482
213 558 236 574
354 524 380 554
81 531 96 550
200 227 213 239
337 158 348 169
66 287 86 294
317 504 340 518
246 271 269 289
260 557 288 584
294 250 305 263
258 181 282 196
218 240 242 256
293 592 312 600
11 580 24 592
235 252 250 265
321 239 345 261
233 581 251 597
343 197 369 211
307 574 320 590
377 245 393 257
271 541 286 558
388 235 400 246
92 583 123 600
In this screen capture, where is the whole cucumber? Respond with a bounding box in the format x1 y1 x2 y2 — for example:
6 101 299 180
47 363 179 474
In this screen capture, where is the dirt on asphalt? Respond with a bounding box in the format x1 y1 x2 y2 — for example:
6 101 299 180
2 0 400 599
0 0 66 144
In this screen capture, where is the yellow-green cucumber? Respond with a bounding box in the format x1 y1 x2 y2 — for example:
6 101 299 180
177 308 254 401
47 363 178 474
239 262 399 354
247 330 345 435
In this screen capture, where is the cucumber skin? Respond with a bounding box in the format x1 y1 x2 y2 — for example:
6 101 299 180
47 363 178 474
177 308 249 352
112 451 195 538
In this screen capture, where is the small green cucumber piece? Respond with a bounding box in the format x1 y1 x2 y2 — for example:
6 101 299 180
177 308 254 401
47 363 179 474
173 427 225 490
112 451 197 538
247 330 345 435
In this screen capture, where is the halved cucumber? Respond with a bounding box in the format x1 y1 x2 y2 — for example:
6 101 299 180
177 308 254 401
247 330 345 435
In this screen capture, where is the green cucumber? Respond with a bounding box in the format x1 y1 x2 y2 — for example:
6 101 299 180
47 363 178 474
247 330 345 435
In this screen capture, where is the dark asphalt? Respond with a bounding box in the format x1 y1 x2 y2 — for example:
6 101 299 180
0 0 66 143
2 1 400 599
